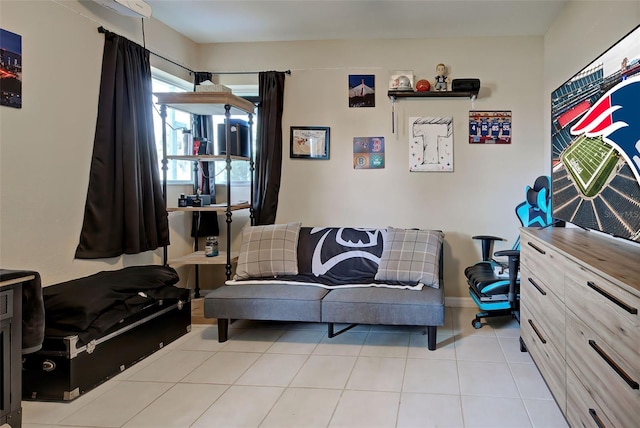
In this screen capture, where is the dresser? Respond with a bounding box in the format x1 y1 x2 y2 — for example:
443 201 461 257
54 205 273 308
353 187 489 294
519 227 640 428
0 272 27 428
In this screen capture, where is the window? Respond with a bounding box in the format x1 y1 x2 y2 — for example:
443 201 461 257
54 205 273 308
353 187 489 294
151 70 257 185
151 75 191 183
211 115 255 185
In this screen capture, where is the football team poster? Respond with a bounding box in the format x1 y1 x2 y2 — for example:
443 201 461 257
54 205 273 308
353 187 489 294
469 110 512 144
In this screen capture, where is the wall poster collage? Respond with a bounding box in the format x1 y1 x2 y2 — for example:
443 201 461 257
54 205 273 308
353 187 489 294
292 73 506 172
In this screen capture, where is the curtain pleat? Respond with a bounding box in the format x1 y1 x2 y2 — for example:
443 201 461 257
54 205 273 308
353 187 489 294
75 31 168 259
254 71 286 225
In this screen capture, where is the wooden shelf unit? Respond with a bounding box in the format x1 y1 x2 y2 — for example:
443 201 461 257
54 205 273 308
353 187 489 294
155 91 256 297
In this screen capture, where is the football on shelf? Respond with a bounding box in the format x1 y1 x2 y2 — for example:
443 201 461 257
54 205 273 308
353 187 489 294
416 79 431 92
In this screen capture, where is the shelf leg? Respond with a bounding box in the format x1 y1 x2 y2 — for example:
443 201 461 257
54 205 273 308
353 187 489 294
194 211 201 298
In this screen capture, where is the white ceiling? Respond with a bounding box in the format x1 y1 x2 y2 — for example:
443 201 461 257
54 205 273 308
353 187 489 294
146 0 568 44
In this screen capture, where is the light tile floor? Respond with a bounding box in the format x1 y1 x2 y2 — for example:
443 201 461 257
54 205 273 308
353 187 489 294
22 307 569 428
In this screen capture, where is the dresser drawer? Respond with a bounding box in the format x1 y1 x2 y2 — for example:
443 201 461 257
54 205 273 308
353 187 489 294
521 268 565 358
566 367 615 428
565 263 640 375
520 234 565 301
521 304 566 412
566 310 640 428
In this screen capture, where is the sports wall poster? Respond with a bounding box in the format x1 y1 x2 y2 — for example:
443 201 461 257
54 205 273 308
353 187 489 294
469 110 512 144
353 137 385 169
409 117 453 172
0 28 22 109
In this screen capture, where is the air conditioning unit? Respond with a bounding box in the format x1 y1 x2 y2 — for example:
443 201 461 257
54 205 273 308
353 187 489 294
93 0 152 19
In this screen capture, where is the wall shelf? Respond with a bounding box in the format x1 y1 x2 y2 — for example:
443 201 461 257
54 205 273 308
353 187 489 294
167 203 251 213
168 250 239 267
167 154 250 162
387 90 478 99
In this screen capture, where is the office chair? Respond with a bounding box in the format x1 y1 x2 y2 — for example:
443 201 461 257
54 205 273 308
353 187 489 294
465 176 552 329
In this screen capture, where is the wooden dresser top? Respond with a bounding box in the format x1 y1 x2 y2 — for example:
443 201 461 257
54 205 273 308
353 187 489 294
521 227 640 295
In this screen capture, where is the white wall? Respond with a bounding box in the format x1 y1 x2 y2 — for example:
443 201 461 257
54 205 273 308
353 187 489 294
200 37 546 298
0 0 199 285
2 0 637 298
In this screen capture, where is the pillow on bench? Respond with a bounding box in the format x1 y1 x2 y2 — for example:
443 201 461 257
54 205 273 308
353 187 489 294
234 222 302 279
230 226 443 291
374 227 444 289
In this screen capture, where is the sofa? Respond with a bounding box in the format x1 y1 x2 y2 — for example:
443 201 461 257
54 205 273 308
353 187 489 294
204 224 445 350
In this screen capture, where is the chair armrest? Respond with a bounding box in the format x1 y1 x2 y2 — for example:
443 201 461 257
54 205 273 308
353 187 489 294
494 249 520 287
472 235 507 262
494 249 519 258
472 235 506 242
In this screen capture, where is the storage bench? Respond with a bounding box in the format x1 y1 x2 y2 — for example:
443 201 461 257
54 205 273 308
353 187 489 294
22 265 191 401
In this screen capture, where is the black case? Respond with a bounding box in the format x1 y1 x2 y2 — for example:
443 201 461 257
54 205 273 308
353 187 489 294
451 78 480 92
22 299 191 401
217 120 250 157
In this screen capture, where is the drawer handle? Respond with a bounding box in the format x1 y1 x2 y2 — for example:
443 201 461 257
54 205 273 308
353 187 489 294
588 340 639 390
527 241 545 255
528 277 546 295
587 281 638 315
588 409 605 428
528 319 546 344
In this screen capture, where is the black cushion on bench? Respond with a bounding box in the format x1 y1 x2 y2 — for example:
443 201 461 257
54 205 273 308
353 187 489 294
44 265 184 345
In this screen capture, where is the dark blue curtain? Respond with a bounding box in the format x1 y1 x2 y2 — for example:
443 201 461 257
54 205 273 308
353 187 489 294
75 29 168 258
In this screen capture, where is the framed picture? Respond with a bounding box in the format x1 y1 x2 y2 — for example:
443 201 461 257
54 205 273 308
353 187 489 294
349 74 375 108
0 28 22 109
353 137 385 169
409 117 454 172
290 126 330 159
469 110 512 144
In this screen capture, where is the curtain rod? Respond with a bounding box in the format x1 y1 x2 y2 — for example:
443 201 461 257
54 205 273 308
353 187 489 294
212 70 292 75
98 26 194 74
97 26 291 77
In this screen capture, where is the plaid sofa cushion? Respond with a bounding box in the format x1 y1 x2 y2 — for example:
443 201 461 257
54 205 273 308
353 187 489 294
374 227 444 288
234 222 302 279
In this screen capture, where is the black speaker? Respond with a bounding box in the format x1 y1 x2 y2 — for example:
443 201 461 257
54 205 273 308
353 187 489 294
451 78 480 92
217 120 250 157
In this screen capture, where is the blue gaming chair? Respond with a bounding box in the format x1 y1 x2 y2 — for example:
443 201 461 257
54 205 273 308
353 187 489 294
465 176 552 329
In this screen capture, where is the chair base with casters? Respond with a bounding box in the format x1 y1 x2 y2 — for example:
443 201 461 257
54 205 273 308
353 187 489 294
466 248 520 329
464 176 552 329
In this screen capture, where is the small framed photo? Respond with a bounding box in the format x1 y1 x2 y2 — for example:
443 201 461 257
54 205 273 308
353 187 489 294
290 126 330 159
